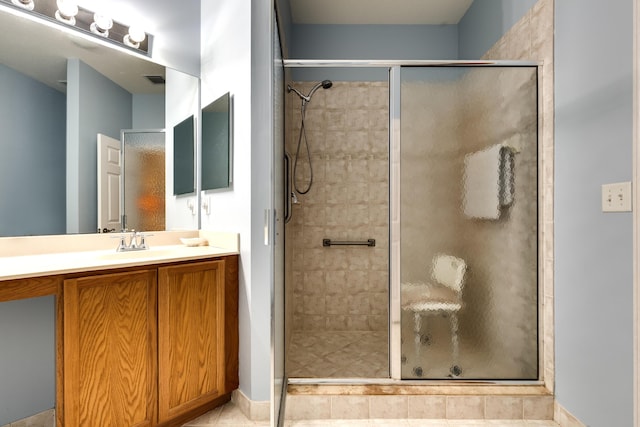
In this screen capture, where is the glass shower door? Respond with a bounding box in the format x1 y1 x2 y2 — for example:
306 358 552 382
122 129 165 232
397 66 539 380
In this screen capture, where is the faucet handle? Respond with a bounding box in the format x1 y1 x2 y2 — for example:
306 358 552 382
111 234 128 252
137 233 153 250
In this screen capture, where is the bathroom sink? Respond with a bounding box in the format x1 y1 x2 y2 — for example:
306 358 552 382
98 249 176 261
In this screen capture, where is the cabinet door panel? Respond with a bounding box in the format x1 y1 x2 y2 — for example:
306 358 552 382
64 270 157 427
158 260 226 422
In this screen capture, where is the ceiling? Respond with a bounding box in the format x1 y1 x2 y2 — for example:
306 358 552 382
288 0 474 25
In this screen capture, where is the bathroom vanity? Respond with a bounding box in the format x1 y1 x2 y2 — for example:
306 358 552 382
0 232 239 427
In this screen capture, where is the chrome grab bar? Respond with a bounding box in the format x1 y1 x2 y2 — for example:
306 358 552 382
322 239 376 247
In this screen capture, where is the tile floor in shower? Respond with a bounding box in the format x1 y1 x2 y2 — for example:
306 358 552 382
288 318 525 379
287 331 388 378
182 402 560 426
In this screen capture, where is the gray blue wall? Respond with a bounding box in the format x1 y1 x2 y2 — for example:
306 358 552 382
554 0 634 425
0 296 55 425
0 65 66 237
66 59 132 234
133 94 165 129
289 24 458 81
290 24 459 60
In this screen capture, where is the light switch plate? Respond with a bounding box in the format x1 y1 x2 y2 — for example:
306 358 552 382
602 181 632 212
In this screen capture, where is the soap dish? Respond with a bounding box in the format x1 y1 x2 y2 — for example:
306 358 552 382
180 237 209 247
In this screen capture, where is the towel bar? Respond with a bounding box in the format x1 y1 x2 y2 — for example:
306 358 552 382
322 239 376 247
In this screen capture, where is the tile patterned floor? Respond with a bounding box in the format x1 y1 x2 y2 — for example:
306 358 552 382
287 331 388 378
288 326 526 380
182 402 269 426
182 402 559 426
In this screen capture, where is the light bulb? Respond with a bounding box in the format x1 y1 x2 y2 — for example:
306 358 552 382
123 25 146 48
55 0 79 25
11 0 34 11
90 12 113 37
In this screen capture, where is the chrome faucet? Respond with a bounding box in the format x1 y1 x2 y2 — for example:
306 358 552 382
114 230 151 252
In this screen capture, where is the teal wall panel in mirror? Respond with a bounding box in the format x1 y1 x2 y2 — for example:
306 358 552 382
173 115 195 195
202 92 232 190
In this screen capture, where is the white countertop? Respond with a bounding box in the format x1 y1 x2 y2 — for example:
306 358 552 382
0 231 240 281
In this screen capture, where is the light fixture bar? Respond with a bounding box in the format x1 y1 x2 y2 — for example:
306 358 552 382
0 0 152 56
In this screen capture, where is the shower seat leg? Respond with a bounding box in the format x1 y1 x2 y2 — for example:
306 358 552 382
450 312 461 376
413 312 422 364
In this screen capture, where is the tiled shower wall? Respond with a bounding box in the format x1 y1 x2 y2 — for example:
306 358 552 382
285 81 389 333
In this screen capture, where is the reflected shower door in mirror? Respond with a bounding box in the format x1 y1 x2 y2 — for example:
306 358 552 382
398 66 538 380
202 92 232 191
123 130 166 232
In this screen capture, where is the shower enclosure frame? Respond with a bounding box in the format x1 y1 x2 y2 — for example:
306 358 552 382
283 59 547 385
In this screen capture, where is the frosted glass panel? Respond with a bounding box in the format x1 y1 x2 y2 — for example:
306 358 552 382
399 66 538 380
123 130 165 231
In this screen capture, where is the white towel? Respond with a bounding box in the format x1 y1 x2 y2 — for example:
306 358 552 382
463 144 513 219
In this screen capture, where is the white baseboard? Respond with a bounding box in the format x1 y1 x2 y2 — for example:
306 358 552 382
232 389 270 422
0 409 55 427
554 401 586 427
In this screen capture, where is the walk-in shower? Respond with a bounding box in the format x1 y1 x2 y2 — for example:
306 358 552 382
283 62 540 382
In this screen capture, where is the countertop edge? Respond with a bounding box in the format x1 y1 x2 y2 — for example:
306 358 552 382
0 246 239 282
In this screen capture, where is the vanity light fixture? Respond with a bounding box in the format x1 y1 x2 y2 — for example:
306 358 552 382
0 0 153 56
54 0 78 25
11 0 33 11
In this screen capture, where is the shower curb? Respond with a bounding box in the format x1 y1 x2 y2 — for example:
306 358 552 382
285 384 554 421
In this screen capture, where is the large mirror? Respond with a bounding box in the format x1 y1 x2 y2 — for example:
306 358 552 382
0 4 198 237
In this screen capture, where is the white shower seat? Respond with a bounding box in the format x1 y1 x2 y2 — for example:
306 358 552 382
401 254 467 377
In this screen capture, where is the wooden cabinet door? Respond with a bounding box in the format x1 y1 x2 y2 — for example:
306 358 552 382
157 260 227 422
63 269 157 427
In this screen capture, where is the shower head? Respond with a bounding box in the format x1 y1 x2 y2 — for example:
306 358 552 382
287 80 333 103
307 79 333 99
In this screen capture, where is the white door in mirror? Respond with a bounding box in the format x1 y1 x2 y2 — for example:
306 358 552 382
97 134 123 231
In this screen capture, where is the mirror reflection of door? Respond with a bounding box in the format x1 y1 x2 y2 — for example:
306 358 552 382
97 134 123 233
122 129 166 232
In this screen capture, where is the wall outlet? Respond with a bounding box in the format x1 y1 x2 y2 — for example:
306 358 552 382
602 181 632 212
